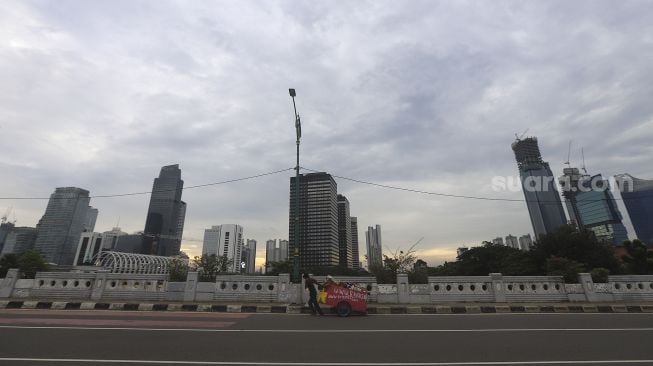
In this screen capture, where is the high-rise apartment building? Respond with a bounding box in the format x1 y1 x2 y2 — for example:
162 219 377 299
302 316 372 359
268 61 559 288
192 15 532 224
365 225 383 269
289 172 339 269
202 224 243 273
505 235 518 249
560 170 628 245
34 187 93 265
351 217 360 270
337 194 353 268
618 174 653 244
143 164 186 256
241 239 257 274
512 137 567 238
518 234 533 251
492 237 504 246
265 239 289 271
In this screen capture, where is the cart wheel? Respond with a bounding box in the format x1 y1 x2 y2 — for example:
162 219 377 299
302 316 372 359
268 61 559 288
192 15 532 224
336 301 352 317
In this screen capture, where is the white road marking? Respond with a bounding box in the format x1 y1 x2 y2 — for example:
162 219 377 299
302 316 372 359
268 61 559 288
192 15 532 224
1 358 653 365
1 325 653 332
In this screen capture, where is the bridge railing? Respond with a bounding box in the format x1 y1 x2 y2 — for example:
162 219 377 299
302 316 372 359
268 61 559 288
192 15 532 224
2 269 653 303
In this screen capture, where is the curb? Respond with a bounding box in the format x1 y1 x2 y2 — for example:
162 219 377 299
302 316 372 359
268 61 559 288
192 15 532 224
1 301 652 314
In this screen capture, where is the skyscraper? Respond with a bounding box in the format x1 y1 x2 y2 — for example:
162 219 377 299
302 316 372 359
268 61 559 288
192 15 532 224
265 239 289 271
0 221 14 253
505 235 518 249
0 227 37 256
242 239 257 274
33 187 92 265
337 194 353 268
202 224 243 273
560 170 628 245
143 164 186 256
618 174 653 245
518 234 533 250
289 172 339 269
365 224 383 269
83 207 98 233
351 217 360 270
512 137 567 238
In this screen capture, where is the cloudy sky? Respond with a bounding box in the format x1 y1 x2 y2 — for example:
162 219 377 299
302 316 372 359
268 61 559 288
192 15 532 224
1 1 652 267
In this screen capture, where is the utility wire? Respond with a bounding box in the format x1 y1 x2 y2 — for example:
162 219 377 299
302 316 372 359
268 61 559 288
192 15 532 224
300 167 646 204
0 167 295 200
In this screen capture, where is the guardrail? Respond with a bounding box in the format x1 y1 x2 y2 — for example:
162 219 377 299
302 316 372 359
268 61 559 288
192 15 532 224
1 269 653 303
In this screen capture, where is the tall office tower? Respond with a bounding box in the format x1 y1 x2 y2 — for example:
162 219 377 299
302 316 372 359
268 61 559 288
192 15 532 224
618 174 653 244
289 172 339 269
265 239 278 266
505 235 518 249
278 239 289 261
202 224 243 273
492 237 504 246
0 221 15 253
351 217 360 270
242 239 257 274
512 137 567 238
265 239 290 271
519 234 533 251
365 225 383 269
74 232 104 265
0 227 37 255
34 187 92 265
83 207 98 232
560 170 629 245
143 164 186 256
337 194 353 268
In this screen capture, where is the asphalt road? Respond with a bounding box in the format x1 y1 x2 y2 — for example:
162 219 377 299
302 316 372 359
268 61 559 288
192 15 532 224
0 309 652 365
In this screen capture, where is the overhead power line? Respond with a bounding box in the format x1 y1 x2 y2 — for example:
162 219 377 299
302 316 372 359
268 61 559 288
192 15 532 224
300 167 646 204
0 167 295 200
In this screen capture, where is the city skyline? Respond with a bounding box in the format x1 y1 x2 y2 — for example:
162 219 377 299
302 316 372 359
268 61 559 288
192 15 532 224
2 1 653 266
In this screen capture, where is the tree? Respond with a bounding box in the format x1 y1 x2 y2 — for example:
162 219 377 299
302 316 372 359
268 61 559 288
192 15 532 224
16 250 48 279
168 258 189 282
265 260 292 276
620 239 653 274
369 244 419 284
546 257 584 283
192 254 233 281
451 243 538 276
531 225 619 274
590 267 610 283
0 254 19 278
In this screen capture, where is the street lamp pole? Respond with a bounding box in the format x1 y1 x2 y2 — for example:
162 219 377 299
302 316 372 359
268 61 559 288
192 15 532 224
289 88 301 283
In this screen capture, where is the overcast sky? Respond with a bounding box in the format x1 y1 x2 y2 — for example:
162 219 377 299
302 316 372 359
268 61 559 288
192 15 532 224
1 1 652 268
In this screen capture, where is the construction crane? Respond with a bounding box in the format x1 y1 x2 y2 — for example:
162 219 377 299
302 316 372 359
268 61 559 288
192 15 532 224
563 140 572 168
514 128 529 140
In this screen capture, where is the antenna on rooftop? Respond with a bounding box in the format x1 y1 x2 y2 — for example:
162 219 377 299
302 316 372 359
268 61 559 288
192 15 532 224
581 147 587 174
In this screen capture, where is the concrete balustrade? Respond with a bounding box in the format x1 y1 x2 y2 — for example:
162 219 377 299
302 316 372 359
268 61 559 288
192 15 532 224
2 270 653 303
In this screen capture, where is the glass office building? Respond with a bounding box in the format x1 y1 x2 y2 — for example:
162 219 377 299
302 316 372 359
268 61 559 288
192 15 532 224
143 164 186 256
289 172 339 269
512 137 567 238
560 172 628 245
618 174 653 244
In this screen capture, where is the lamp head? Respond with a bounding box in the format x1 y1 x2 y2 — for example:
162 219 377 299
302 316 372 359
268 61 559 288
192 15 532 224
289 88 296 97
